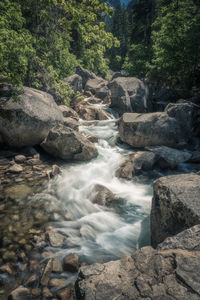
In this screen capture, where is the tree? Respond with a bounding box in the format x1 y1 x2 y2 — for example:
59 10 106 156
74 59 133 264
151 0 200 89
0 0 118 96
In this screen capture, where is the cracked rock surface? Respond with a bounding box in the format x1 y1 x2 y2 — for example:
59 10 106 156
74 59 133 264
75 225 200 300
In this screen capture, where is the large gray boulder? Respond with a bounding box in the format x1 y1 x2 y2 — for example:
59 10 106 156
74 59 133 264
116 151 156 180
63 74 83 93
76 229 200 300
74 102 112 121
108 77 151 115
158 224 200 251
90 184 117 206
59 105 79 120
119 112 186 148
146 146 191 169
41 124 98 161
165 102 193 137
85 78 109 101
76 66 97 89
151 174 200 247
0 87 63 147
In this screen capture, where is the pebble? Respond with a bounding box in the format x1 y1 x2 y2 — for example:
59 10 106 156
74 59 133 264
14 155 26 163
7 164 23 173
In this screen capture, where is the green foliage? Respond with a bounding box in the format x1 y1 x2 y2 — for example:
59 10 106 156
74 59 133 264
0 0 118 101
108 3 130 70
151 0 200 89
123 44 152 78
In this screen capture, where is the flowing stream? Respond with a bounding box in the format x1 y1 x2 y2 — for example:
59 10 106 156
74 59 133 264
35 105 153 265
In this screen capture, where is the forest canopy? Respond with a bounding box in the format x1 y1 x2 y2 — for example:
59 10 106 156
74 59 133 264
0 0 200 94
0 0 118 98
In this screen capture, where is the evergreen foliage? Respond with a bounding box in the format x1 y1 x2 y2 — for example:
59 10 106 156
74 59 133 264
122 0 200 90
0 0 118 100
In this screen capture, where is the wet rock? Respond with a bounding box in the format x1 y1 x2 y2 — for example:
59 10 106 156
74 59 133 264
51 165 62 177
74 102 111 121
90 184 117 206
119 112 186 148
0 264 14 275
49 278 68 289
63 117 79 131
116 151 156 179
87 135 98 143
52 258 63 273
57 287 75 300
115 160 134 180
41 259 53 286
131 151 156 173
151 173 200 247
75 243 200 300
26 158 42 165
7 164 23 173
14 155 26 163
25 274 38 287
0 87 63 147
43 287 53 298
41 124 98 161
31 288 41 297
8 286 32 300
4 184 33 200
59 105 79 120
47 231 65 247
146 146 191 169
108 77 151 115
63 253 79 273
2 251 16 262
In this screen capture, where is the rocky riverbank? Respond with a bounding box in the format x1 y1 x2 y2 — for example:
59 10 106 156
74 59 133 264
0 67 200 299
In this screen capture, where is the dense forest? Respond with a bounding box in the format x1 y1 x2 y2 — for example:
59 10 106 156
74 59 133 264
0 0 200 97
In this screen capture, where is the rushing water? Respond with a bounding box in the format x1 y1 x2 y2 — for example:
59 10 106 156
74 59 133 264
37 107 153 264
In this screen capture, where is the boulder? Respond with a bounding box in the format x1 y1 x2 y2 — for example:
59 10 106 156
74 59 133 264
165 102 193 137
188 151 200 163
119 112 186 148
41 259 53 286
63 74 83 93
76 66 97 88
115 160 134 180
63 117 79 131
59 105 79 120
0 82 13 97
63 253 79 273
7 164 23 173
74 102 112 121
85 78 109 100
75 242 200 300
158 225 200 251
116 151 156 180
152 88 184 111
146 146 191 169
41 124 98 161
0 87 63 147
108 77 151 115
8 286 32 300
47 231 65 247
151 174 200 247
90 184 117 206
